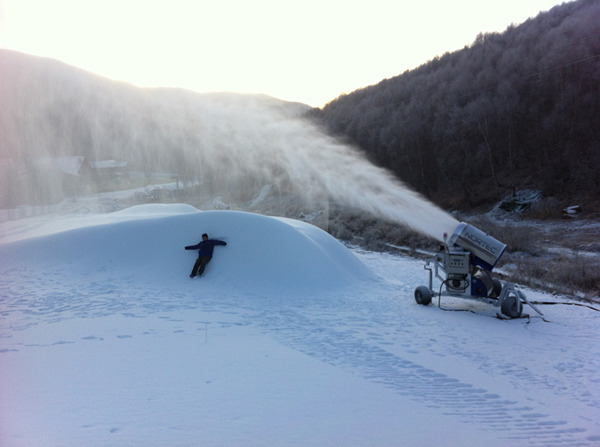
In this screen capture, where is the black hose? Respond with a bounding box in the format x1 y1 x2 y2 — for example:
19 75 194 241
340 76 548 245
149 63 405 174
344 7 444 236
529 301 599 311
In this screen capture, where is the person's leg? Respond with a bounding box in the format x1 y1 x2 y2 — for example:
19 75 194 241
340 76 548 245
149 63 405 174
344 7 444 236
197 256 212 276
190 257 203 277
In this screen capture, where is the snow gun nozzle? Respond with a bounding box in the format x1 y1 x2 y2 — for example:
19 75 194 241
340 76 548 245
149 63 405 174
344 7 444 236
447 222 507 271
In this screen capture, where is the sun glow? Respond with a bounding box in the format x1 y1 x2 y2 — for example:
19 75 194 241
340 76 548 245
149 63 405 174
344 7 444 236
0 0 568 106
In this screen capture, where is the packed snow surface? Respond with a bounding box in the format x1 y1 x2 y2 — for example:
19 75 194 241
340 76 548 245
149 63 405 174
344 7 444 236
1 205 599 446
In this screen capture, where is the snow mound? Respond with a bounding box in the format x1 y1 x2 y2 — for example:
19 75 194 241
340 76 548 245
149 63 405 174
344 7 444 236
1 206 376 292
112 203 200 216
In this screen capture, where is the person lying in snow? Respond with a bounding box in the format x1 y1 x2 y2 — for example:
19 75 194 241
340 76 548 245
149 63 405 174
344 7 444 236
185 233 227 278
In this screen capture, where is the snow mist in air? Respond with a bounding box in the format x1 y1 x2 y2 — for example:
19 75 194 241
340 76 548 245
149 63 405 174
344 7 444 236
161 93 459 241
1 50 458 241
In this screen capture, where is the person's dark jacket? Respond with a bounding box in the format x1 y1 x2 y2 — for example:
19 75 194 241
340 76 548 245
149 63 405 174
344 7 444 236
185 239 227 258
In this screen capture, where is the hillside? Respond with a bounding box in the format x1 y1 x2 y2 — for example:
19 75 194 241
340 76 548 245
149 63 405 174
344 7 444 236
314 0 600 214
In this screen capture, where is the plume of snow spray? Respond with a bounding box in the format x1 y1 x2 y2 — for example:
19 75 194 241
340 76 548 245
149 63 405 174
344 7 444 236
172 93 459 242
1 53 458 241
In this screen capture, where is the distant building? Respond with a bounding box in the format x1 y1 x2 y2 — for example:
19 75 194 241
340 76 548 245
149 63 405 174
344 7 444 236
88 159 129 189
89 159 128 171
1 156 130 207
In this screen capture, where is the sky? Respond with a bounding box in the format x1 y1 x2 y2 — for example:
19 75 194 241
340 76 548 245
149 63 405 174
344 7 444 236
0 0 570 107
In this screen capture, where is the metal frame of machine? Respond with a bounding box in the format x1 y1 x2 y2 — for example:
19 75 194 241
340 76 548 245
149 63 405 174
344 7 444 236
414 222 543 318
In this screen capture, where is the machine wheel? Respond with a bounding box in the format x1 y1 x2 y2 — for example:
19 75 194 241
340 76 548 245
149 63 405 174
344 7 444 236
415 286 432 306
500 293 523 318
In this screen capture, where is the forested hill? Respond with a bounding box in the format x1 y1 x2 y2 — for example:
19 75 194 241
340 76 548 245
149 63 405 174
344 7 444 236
314 0 600 213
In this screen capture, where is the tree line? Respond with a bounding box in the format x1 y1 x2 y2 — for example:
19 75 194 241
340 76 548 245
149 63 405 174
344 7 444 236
312 0 600 212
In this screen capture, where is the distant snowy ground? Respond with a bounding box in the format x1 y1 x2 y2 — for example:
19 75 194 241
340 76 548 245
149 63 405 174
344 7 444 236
0 205 598 447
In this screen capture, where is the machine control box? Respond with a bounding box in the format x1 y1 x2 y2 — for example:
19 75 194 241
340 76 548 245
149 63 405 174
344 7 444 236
445 250 471 274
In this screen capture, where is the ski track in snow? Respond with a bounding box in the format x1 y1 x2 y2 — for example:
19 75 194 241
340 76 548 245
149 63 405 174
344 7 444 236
1 212 599 446
2 258 598 446
255 305 590 446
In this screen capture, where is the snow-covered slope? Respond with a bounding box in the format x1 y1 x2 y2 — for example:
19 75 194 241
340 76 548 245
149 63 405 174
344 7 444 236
0 205 599 446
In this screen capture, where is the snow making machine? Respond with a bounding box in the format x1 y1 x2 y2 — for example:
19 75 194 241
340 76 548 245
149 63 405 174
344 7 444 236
414 222 543 318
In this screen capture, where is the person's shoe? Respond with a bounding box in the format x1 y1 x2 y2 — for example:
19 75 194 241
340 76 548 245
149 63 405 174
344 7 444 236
189 274 195 278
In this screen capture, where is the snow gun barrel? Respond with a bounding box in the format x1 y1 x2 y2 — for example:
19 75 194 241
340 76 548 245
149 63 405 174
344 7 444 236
447 222 507 271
